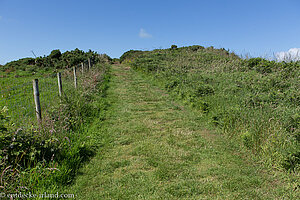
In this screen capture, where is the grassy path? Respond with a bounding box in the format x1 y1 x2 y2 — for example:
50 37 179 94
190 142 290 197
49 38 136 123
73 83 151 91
67 64 295 199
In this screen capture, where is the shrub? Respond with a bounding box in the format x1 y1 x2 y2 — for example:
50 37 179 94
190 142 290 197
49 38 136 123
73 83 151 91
49 49 62 59
4 49 108 71
119 50 145 63
189 45 204 51
171 45 178 49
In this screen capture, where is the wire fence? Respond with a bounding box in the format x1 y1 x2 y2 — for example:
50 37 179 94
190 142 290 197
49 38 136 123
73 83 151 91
0 58 95 127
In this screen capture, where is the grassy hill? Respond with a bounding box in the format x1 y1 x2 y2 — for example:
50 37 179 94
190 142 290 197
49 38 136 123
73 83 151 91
121 45 300 173
1 46 299 197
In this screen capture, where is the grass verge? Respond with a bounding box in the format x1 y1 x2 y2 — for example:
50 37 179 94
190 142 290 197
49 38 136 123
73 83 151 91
0 63 111 196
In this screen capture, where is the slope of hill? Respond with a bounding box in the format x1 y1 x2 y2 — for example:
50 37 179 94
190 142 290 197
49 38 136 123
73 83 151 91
65 63 299 199
121 45 300 173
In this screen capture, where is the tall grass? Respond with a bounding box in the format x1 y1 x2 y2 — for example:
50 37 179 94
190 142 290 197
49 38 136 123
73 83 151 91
121 45 300 173
0 63 111 194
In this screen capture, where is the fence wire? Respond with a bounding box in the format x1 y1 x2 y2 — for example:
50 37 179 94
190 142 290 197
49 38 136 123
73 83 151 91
0 58 94 127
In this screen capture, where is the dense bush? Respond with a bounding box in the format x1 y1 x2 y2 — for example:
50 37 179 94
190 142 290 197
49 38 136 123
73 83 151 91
119 50 147 63
49 49 62 59
1 48 112 73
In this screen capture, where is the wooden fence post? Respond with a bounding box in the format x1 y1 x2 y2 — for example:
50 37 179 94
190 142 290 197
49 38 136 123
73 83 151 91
57 72 62 96
88 58 91 70
81 62 84 74
73 66 77 89
33 79 42 122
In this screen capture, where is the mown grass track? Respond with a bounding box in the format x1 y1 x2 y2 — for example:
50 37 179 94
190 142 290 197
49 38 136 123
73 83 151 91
67 64 298 199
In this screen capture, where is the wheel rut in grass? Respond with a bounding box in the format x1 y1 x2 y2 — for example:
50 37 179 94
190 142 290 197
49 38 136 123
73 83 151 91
67 64 294 199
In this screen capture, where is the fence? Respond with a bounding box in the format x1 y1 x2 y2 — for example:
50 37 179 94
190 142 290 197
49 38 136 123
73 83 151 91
0 58 95 126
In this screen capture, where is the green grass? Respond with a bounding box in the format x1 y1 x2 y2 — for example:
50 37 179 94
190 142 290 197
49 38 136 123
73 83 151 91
65 64 298 199
0 64 111 194
0 70 72 126
123 46 299 173
0 67 100 126
1 46 299 198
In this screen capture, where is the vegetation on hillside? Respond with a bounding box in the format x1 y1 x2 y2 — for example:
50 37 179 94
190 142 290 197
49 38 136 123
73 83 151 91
66 64 298 199
1 48 112 75
121 45 300 173
0 50 112 194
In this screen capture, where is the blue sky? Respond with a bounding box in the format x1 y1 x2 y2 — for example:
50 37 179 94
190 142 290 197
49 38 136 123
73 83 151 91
0 0 300 64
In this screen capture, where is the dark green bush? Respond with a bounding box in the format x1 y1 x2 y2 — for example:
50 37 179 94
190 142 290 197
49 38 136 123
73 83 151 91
189 45 204 51
4 49 111 72
246 57 274 73
49 49 62 59
246 58 263 69
119 50 146 63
